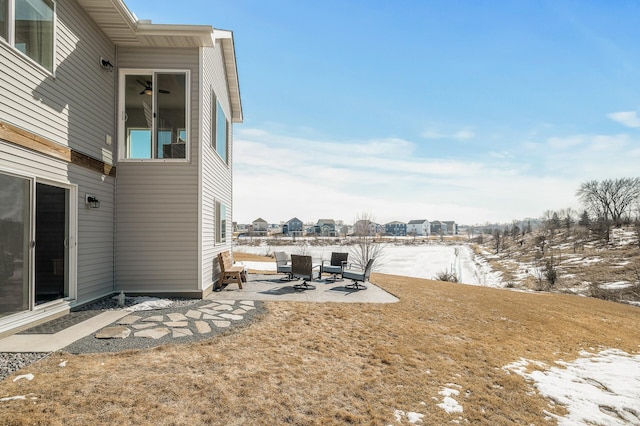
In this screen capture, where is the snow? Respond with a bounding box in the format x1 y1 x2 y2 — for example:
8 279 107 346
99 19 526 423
236 244 504 287
0 395 27 402
437 387 464 414
124 296 174 312
599 281 633 290
406 412 425 423
504 349 640 426
393 409 425 424
12 374 33 382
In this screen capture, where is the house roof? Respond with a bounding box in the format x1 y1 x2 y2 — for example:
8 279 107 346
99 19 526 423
385 221 406 225
317 219 335 224
76 0 242 123
252 218 268 224
408 219 429 224
287 217 302 223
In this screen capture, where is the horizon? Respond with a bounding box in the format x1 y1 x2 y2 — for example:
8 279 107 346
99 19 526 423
124 0 640 225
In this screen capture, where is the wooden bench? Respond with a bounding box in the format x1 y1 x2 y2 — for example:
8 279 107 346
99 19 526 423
217 251 246 289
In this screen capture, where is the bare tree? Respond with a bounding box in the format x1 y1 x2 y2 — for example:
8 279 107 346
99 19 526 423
348 212 385 269
493 229 501 254
576 178 640 224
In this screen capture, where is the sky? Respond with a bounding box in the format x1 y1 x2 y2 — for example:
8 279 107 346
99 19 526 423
124 0 640 225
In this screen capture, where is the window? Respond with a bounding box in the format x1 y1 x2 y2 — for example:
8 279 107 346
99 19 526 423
215 100 228 163
215 201 226 244
16 0 54 71
0 0 7 40
1 0 54 72
121 71 188 160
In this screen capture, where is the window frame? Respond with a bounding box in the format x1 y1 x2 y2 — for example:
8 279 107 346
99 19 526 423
118 68 190 162
211 89 229 165
0 0 56 74
215 201 227 244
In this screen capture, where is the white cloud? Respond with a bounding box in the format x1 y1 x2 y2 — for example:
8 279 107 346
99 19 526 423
607 111 640 128
547 135 586 150
232 128 640 226
420 128 475 140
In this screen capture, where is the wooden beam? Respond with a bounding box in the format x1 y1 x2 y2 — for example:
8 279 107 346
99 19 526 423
0 121 70 162
0 120 116 177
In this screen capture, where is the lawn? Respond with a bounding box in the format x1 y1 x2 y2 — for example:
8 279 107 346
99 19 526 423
0 269 638 425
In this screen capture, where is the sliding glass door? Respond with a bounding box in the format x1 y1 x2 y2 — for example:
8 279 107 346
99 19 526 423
0 173 30 317
35 182 69 305
0 172 74 317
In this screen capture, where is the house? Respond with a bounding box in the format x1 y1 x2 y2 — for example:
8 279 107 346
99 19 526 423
283 217 304 236
0 0 242 336
315 219 336 237
352 219 381 236
443 221 458 235
407 219 431 236
385 221 407 236
430 220 458 235
250 218 269 236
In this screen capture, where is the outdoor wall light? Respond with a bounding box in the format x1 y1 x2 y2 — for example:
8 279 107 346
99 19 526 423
86 195 100 208
100 57 114 72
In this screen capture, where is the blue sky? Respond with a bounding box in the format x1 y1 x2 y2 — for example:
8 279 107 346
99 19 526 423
125 0 640 225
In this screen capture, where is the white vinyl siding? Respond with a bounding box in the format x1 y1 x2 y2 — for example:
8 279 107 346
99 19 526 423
115 47 201 294
0 0 115 163
0 1 115 164
200 43 233 291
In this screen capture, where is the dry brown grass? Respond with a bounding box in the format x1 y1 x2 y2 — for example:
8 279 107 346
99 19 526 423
1 273 638 425
233 252 272 262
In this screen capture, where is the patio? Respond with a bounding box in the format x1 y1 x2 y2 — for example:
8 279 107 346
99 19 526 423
210 273 399 304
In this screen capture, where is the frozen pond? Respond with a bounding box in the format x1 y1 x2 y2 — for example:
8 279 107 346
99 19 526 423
234 243 503 287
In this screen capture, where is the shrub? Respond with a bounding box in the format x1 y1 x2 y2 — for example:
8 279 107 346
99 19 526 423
434 268 458 283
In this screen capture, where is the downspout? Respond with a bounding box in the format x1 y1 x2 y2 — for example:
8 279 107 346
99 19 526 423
112 44 118 294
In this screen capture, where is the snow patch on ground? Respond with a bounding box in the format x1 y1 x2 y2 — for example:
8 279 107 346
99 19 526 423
393 409 425 424
124 297 174 312
503 349 640 426
237 244 504 287
599 281 633 290
436 386 464 414
0 395 27 402
12 373 34 382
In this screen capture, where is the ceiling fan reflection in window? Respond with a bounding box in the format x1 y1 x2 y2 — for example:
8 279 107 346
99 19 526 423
137 80 170 95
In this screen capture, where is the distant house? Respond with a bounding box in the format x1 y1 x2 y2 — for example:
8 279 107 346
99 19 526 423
251 218 268 236
385 221 407 236
316 219 336 237
430 221 445 235
443 221 458 235
407 219 430 236
430 220 457 235
352 219 381 236
283 217 304 236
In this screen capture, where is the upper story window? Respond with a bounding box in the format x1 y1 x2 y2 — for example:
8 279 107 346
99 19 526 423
211 91 229 164
120 70 188 160
0 0 7 40
1 0 54 72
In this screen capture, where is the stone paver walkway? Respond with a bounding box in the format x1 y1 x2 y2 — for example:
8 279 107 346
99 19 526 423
96 300 256 341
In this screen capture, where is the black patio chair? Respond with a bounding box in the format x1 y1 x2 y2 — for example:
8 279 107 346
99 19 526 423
343 258 375 290
321 252 348 281
291 254 321 290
